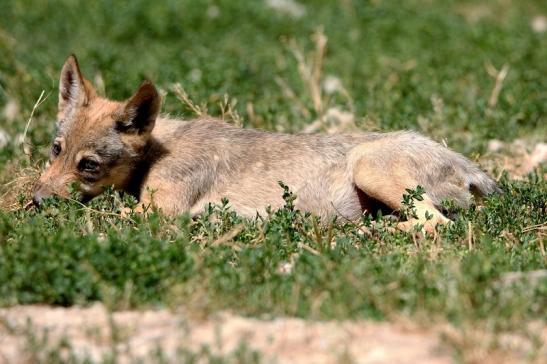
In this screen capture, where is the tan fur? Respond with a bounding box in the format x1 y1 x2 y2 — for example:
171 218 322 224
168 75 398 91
33 56 501 232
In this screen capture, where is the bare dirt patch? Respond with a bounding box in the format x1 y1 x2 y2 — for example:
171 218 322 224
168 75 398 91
1 305 545 364
483 139 547 180
0 304 451 364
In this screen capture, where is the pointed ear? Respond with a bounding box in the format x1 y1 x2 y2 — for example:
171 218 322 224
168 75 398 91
58 55 95 119
116 81 160 135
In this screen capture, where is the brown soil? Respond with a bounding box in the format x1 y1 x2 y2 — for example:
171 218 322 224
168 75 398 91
0 304 452 364
1 305 545 364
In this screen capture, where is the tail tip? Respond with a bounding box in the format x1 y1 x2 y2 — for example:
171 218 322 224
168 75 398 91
471 174 502 197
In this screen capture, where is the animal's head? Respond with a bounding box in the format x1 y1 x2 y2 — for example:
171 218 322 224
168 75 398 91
33 55 161 205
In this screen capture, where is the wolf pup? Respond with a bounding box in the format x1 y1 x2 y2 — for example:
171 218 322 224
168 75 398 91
33 55 500 232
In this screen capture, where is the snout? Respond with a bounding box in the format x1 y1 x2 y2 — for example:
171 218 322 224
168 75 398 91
32 184 54 206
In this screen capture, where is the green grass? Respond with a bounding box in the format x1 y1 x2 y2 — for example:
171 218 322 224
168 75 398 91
0 176 545 328
0 0 545 334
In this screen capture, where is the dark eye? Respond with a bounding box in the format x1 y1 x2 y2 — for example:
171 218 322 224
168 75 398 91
78 158 100 173
52 142 61 157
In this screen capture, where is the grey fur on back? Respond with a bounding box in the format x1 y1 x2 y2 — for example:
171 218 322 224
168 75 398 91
133 117 499 221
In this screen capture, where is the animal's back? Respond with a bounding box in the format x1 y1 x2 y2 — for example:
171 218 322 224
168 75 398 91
148 118 378 217
146 117 499 220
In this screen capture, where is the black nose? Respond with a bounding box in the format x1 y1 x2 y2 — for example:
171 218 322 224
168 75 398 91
33 182 55 207
32 186 51 207
32 193 43 206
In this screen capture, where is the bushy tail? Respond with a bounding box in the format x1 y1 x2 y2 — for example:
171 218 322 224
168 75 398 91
431 149 503 209
466 167 503 198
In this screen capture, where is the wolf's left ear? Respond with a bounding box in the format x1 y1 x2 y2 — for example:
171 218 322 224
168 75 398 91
116 81 161 135
58 55 95 120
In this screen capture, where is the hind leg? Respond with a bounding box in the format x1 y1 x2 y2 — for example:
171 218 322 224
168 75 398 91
349 143 450 233
394 198 451 233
